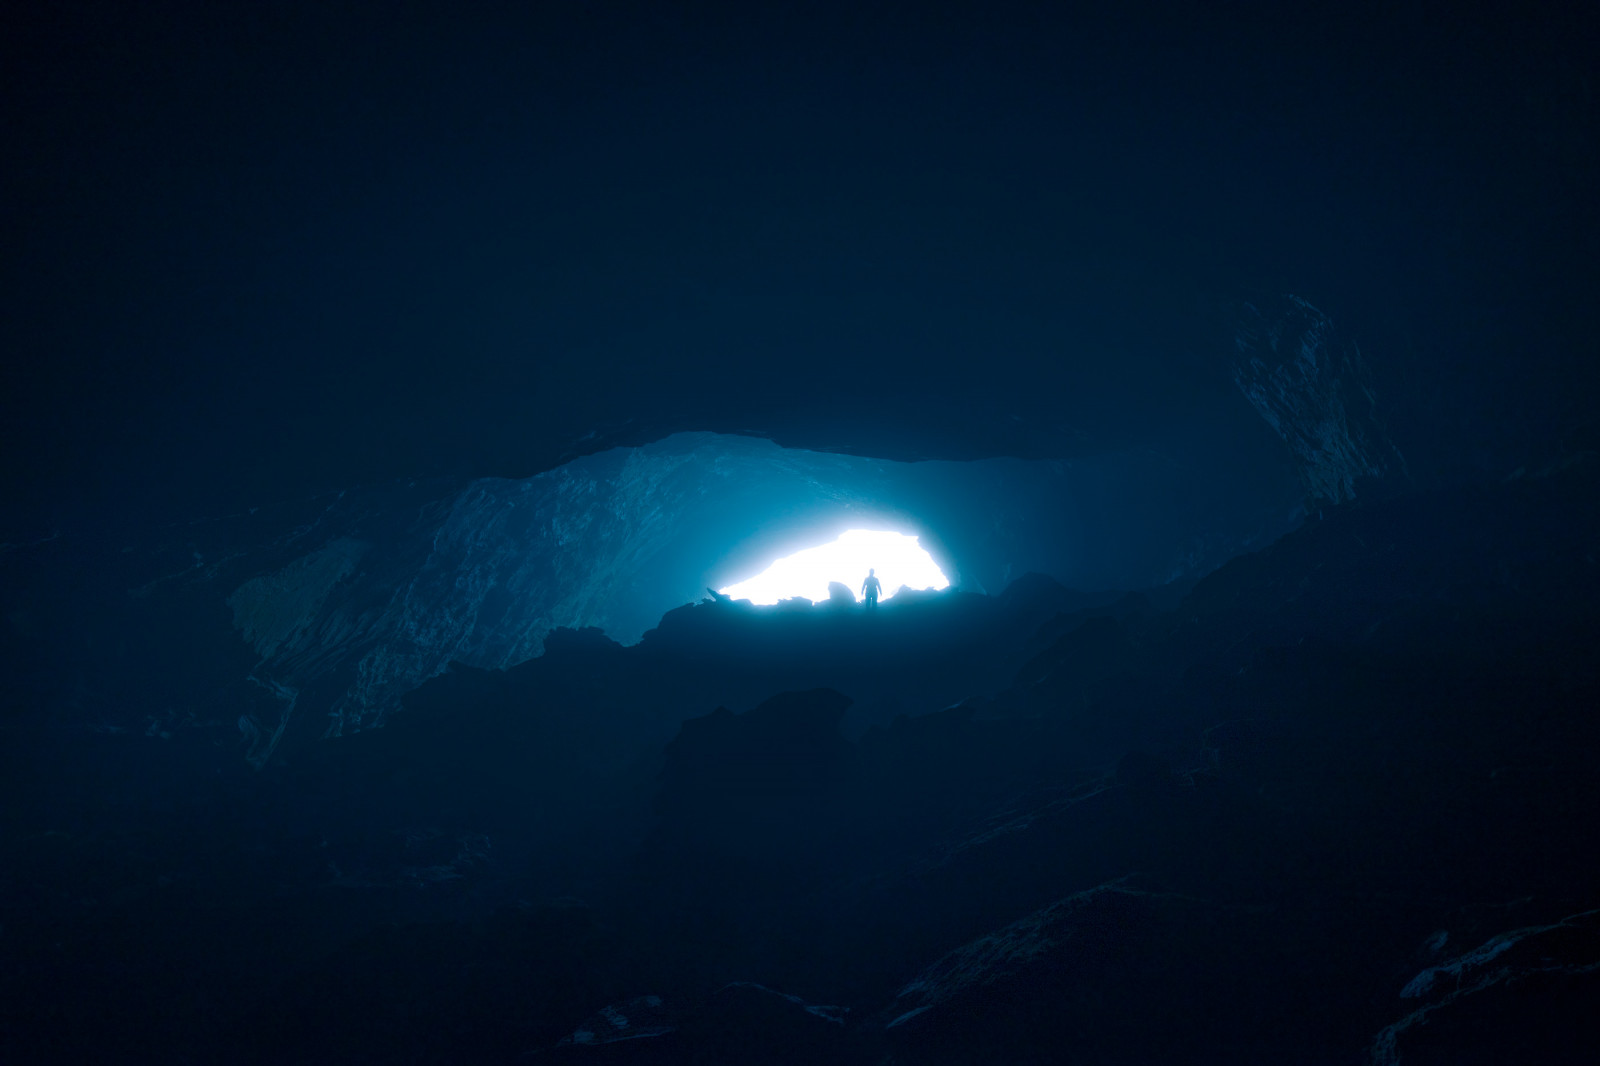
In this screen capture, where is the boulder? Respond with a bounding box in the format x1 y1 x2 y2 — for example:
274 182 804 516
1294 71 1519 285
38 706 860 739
1372 909 1600 1065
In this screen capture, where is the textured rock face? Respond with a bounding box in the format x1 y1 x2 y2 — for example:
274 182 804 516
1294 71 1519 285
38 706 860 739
271 442 751 739
1373 910 1600 1066
1233 295 1407 504
227 538 369 661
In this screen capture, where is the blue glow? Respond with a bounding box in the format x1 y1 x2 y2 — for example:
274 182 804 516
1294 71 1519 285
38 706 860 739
718 529 950 605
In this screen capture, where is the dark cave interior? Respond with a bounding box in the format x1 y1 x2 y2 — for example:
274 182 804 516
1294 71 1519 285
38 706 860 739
4 2 1600 1063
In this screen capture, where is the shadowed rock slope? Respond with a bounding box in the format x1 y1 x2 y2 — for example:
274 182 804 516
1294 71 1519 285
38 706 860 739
3 463 1597 1064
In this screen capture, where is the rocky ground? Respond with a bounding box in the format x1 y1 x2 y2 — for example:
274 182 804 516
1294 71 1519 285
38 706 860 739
3 463 1598 1063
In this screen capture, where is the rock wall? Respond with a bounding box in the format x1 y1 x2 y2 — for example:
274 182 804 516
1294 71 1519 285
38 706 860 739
1233 295 1408 504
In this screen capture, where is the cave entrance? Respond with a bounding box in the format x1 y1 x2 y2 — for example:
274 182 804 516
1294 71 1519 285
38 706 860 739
717 529 950 606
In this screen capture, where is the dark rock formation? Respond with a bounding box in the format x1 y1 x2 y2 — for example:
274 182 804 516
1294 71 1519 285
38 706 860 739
881 881 1313 1063
4 464 1597 1063
548 983 850 1064
1373 909 1600 1065
1233 295 1408 505
654 690 853 819
557 994 678 1049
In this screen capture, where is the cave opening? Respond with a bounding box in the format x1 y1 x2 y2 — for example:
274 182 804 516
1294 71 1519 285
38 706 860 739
716 529 950 605
223 429 1300 733
414 428 1296 665
64 428 1303 752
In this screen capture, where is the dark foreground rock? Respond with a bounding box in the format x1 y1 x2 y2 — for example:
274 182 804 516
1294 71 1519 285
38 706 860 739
3 466 1598 1063
880 880 1322 1064
1372 909 1600 1066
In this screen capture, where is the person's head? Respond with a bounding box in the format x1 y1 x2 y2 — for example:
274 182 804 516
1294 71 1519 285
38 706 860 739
868 568 875 575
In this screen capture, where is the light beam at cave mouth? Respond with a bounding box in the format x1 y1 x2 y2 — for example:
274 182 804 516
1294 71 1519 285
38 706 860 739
718 529 950 606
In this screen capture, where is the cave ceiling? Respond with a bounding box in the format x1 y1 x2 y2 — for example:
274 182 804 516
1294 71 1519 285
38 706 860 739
2 2 1596 534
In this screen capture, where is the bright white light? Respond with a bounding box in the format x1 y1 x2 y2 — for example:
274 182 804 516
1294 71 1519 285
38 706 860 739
718 529 950 606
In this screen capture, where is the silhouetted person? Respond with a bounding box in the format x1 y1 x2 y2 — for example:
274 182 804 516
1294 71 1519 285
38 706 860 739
861 568 882 608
